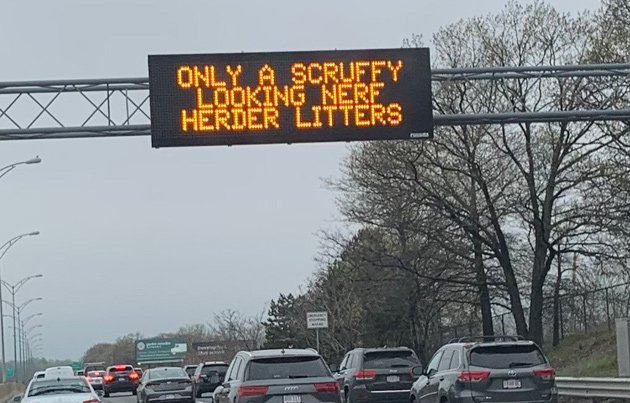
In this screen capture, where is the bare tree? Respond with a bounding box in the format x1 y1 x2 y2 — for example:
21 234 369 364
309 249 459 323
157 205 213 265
210 309 266 351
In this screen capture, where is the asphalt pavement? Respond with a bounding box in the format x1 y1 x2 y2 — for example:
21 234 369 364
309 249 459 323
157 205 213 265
103 393 212 403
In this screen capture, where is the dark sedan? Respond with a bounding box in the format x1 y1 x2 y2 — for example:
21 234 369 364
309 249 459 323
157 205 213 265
136 367 194 403
104 364 141 397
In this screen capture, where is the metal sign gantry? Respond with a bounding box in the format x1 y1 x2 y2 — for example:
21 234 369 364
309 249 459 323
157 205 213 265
0 63 629 141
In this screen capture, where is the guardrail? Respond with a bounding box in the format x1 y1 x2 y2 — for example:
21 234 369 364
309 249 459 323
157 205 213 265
556 377 630 399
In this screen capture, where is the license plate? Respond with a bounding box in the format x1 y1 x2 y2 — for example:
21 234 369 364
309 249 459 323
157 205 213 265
165 395 176 400
386 375 400 383
503 379 522 389
118 377 126 381
283 395 301 403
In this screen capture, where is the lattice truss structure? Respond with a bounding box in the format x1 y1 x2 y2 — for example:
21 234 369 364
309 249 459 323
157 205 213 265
0 64 629 141
0 78 150 140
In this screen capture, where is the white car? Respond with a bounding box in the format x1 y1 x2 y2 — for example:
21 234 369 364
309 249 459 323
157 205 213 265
23 376 100 403
32 371 45 380
44 366 75 379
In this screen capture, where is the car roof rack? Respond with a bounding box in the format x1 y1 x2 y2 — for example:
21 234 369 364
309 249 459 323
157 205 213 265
448 335 525 344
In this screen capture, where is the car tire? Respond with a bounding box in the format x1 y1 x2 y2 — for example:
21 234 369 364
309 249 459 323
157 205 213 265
104 391 110 398
344 387 351 403
133 390 137 396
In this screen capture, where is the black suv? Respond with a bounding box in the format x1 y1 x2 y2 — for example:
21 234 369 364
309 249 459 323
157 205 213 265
333 347 421 403
410 336 557 403
192 361 229 397
213 349 342 403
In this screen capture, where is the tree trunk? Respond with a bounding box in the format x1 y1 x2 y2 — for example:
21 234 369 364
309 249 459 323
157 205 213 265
502 256 529 338
529 240 556 345
552 247 562 346
474 237 494 335
469 170 494 336
528 282 545 344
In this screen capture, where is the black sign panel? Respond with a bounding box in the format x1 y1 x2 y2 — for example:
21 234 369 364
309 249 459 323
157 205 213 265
148 48 432 147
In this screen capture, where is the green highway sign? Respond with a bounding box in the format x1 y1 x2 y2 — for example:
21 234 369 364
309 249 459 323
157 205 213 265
71 361 83 371
6 367 14 378
136 338 188 364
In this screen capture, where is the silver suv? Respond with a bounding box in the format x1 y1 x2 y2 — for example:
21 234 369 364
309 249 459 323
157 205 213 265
410 336 557 403
214 349 342 403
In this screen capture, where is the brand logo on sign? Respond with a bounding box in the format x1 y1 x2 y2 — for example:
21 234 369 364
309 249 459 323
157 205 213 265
508 370 517 377
284 386 299 391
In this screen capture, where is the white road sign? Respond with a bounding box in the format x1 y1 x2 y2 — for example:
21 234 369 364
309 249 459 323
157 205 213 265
307 311 329 329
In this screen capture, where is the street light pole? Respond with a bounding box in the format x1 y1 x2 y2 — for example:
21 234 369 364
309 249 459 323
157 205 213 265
22 323 41 378
1 275 43 383
0 157 42 180
0 233 39 382
3 297 42 382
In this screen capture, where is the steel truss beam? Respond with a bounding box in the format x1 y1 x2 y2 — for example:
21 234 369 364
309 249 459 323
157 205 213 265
0 64 628 142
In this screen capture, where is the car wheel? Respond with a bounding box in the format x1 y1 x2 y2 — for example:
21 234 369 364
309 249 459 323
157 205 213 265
344 387 351 403
104 391 110 398
133 390 137 396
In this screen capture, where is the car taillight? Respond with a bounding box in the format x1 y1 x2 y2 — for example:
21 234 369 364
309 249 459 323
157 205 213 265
115 365 127 370
238 386 269 397
129 371 139 381
457 370 490 382
104 374 114 382
86 376 92 382
533 368 555 380
314 382 340 393
83 399 100 403
355 370 376 380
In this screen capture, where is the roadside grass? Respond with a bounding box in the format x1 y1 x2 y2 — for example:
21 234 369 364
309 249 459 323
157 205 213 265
545 327 618 377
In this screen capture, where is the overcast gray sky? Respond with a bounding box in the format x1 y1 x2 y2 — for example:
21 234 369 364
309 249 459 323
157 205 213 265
0 0 600 360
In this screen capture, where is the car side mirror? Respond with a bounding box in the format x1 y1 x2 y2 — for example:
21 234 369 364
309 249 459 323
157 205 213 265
426 368 436 378
411 366 424 376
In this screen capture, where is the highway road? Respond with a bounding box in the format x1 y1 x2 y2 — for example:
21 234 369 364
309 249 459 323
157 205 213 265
103 393 213 403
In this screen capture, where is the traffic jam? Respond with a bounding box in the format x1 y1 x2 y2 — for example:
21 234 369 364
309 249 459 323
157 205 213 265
18 336 557 403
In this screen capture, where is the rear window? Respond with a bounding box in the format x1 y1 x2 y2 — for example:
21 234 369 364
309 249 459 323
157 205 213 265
185 367 197 376
469 345 546 369
87 371 104 377
109 366 133 373
247 356 330 380
202 365 228 376
363 350 420 369
148 367 187 379
28 379 91 396
85 366 106 373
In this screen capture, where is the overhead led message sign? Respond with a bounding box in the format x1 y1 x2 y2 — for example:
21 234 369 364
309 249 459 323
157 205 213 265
148 48 432 147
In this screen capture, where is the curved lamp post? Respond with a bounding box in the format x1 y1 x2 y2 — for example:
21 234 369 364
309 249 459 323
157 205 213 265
0 232 39 382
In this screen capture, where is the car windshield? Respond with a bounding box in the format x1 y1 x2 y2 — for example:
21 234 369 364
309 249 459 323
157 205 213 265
28 379 91 396
469 345 546 369
247 356 329 380
363 350 420 369
148 367 187 379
